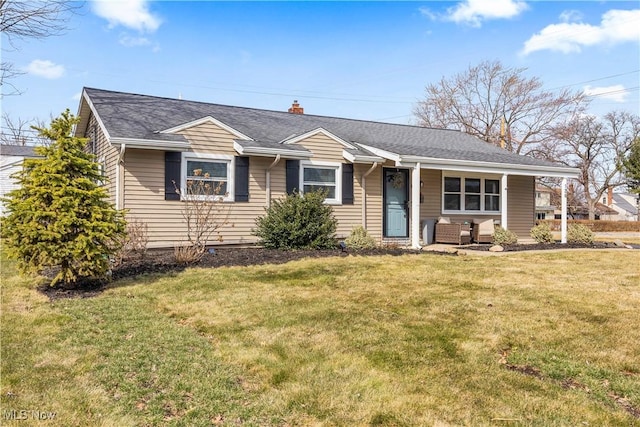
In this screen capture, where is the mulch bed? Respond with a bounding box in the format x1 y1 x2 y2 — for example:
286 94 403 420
461 241 631 251
38 241 635 300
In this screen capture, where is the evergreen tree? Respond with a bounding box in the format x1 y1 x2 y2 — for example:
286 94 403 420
2 109 127 287
623 139 640 194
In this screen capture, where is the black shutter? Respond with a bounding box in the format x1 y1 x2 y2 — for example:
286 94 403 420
342 163 354 205
234 156 250 202
164 152 181 201
286 160 300 194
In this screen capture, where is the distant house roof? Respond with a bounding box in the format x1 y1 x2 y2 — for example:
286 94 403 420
613 193 638 215
0 145 40 157
77 87 579 177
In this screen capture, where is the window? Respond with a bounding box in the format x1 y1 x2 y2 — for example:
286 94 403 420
301 162 341 204
465 178 481 210
442 175 500 213
443 177 461 210
484 179 500 211
181 154 234 201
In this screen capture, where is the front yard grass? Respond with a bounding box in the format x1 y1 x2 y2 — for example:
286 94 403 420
2 249 639 426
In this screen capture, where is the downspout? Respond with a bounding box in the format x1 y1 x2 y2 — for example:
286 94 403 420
361 162 379 228
266 154 281 208
116 144 126 210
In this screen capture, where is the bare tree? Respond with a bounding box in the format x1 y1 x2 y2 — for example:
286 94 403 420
551 111 640 220
413 59 587 155
1 112 50 145
1 0 82 95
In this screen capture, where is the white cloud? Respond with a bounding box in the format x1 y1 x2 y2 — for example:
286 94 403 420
583 85 627 103
119 34 152 47
522 9 640 55
418 7 438 21
118 34 160 52
25 60 65 79
444 0 528 27
72 92 82 101
559 10 583 23
92 0 161 33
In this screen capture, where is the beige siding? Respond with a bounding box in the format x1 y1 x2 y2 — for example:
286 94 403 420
87 114 118 204
297 133 346 163
420 169 442 221
181 122 238 155
507 175 535 237
357 164 383 242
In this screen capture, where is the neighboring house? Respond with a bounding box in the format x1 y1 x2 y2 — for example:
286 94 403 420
0 145 40 216
75 88 579 248
535 186 556 220
600 188 639 221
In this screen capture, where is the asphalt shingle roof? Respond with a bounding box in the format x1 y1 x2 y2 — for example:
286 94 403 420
83 87 565 169
0 145 40 157
613 193 639 215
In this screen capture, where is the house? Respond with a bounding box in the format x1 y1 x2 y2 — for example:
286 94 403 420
535 186 556 220
75 88 579 249
600 187 639 221
0 145 40 216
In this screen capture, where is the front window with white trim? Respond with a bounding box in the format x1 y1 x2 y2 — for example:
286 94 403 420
443 174 500 213
182 153 234 201
301 161 341 204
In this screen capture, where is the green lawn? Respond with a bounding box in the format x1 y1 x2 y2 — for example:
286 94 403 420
2 249 639 426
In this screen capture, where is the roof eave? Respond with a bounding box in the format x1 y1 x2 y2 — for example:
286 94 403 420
233 141 313 159
111 137 190 151
343 150 384 163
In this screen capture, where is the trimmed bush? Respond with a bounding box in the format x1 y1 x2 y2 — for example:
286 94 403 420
530 222 555 243
567 223 595 245
345 226 377 250
253 190 337 250
492 227 518 245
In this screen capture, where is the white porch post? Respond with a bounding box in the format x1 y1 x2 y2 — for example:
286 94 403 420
411 163 421 249
500 174 508 229
561 177 568 244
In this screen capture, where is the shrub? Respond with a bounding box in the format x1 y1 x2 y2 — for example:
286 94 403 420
253 190 337 250
530 222 555 243
113 218 149 267
344 226 377 250
492 227 518 245
1 110 127 287
567 223 594 244
174 179 231 263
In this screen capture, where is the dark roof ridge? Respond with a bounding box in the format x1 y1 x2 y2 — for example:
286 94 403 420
82 86 463 133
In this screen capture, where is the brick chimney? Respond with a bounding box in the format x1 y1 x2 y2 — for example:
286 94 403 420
288 100 304 114
607 186 613 206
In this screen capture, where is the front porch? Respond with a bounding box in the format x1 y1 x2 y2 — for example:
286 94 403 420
376 163 578 249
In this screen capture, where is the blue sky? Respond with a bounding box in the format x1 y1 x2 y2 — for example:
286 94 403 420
2 0 639 131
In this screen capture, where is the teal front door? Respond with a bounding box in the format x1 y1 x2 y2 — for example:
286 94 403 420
383 169 409 238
